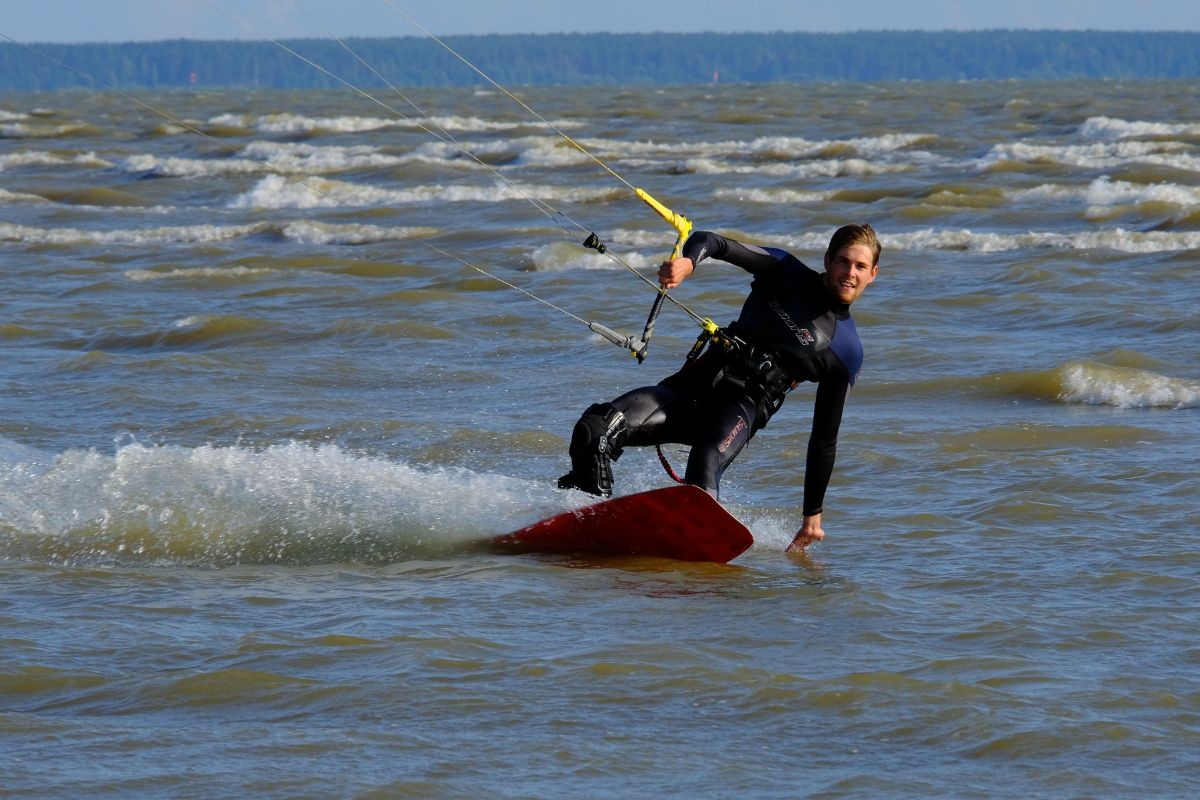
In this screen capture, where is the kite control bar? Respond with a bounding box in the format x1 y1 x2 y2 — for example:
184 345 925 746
581 188 692 363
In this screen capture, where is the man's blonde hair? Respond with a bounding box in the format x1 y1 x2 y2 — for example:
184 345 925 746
826 223 881 266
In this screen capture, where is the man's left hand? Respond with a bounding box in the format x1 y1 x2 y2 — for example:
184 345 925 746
786 513 825 552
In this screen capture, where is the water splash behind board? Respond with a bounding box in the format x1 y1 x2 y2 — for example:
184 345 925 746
0 438 570 567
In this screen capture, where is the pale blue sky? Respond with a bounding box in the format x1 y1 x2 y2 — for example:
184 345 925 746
5 0 1199 43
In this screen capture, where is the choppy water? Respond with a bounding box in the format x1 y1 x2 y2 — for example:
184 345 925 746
2 76 1198 798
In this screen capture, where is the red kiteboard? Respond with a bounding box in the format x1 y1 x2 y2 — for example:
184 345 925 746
491 484 754 563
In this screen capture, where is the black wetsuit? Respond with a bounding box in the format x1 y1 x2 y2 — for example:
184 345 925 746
562 230 864 518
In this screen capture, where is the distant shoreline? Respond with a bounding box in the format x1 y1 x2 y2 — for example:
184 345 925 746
2 30 1198 91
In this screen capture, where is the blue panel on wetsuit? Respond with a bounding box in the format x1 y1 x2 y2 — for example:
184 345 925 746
830 315 864 385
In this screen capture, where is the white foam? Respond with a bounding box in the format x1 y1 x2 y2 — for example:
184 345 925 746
507 136 595 168
123 152 268 178
883 226 1200 254
477 223 1200 257
123 142 425 178
0 221 263 246
0 438 570 566
1060 363 1200 409
712 187 833 204
237 112 403 135
1079 115 1200 140
243 140 406 169
686 156 909 178
410 135 594 169
1008 183 1088 203
0 150 112 171
1008 177 1200 216
529 241 637 272
0 122 90 139
0 187 47 203
209 111 561 135
983 139 1196 172
1083 176 1200 209
124 265 280 282
229 174 613 210
280 220 437 245
583 131 928 162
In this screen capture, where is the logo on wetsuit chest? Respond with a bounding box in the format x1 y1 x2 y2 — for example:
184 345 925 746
768 301 815 347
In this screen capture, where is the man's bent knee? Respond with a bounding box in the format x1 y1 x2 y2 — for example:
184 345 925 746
558 403 627 497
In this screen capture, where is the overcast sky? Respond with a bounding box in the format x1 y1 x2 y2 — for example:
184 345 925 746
5 0 1199 43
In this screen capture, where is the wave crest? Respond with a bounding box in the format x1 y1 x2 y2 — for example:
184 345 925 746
0 439 567 567
1058 362 1199 409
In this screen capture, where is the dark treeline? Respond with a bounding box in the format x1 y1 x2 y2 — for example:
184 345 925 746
2 30 1199 91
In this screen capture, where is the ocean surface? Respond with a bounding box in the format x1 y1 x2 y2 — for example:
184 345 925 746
2 74 1198 798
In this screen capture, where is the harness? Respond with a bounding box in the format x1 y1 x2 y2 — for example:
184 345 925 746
655 323 796 484
688 325 796 416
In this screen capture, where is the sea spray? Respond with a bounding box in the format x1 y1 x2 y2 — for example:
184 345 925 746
0 438 571 566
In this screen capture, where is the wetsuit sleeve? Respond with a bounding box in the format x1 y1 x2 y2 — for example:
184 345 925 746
681 230 785 275
803 377 849 517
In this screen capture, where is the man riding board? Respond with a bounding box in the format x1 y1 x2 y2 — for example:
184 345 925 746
558 223 881 552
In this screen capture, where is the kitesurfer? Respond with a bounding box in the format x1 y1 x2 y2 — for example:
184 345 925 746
558 224 881 552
